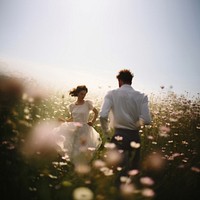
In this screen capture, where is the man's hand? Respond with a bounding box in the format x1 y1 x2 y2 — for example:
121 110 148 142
136 118 144 128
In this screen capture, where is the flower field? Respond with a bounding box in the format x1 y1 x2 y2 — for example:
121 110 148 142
0 75 199 200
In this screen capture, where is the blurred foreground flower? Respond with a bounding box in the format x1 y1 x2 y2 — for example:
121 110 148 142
128 169 139 176
75 163 91 175
141 188 155 198
104 148 122 166
120 183 135 198
142 152 166 173
0 75 24 118
140 177 154 186
22 120 62 159
73 187 94 200
92 159 106 169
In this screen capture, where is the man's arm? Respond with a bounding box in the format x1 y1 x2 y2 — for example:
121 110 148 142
140 95 151 125
99 92 112 136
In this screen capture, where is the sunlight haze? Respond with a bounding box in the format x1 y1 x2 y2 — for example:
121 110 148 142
0 0 199 96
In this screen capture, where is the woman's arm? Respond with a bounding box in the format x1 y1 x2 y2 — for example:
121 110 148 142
88 107 98 126
66 117 73 122
58 112 73 122
58 117 66 122
66 112 73 122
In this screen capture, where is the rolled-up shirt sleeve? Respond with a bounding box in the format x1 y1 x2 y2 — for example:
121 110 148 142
140 95 151 124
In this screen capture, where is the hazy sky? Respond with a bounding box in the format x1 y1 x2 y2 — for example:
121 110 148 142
0 0 199 96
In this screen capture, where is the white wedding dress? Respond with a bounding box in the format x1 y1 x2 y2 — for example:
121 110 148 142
54 100 102 164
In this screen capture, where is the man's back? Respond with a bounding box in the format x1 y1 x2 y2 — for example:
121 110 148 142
105 84 150 130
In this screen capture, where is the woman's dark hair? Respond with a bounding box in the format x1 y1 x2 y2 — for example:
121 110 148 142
69 85 88 97
116 69 134 84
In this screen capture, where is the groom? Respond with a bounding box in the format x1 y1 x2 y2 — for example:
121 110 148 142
99 69 151 179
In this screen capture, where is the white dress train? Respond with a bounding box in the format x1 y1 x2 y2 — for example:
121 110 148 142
55 100 102 164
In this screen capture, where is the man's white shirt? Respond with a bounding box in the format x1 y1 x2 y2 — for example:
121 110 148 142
100 84 151 133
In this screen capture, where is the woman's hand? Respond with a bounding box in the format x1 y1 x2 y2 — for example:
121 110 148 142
88 107 98 126
87 121 93 126
58 117 66 122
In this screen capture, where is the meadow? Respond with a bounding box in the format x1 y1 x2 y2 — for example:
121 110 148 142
0 74 199 200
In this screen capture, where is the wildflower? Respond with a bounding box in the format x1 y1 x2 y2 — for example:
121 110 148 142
120 176 131 184
120 183 135 197
93 159 106 169
22 120 60 157
29 187 37 191
172 153 181 157
104 149 122 166
191 166 200 173
75 164 91 174
128 169 139 176
130 141 140 149
169 118 178 122
152 141 157 145
159 125 170 137
100 167 114 176
73 187 94 200
142 152 166 172
147 135 154 140
48 174 57 179
182 140 188 145
104 142 116 149
140 177 154 186
117 167 123 171
114 135 123 141
141 188 155 197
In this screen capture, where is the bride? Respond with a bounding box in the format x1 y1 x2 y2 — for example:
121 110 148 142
55 85 102 165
